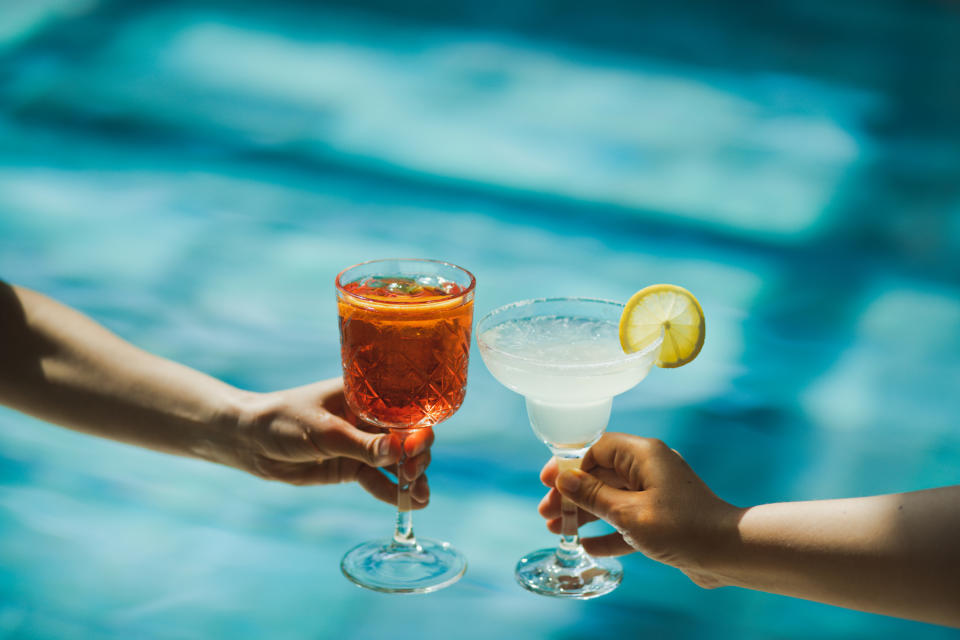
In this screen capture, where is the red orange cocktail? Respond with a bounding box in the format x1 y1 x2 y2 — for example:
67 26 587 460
336 259 474 594
338 275 473 429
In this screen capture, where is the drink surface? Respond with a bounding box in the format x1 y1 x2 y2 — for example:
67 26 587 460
477 315 650 401
341 276 465 301
339 276 473 429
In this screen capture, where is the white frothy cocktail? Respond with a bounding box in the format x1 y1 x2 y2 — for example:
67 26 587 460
476 297 663 599
479 314 657 452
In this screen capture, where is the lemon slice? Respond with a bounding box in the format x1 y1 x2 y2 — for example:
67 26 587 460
620 284 705 368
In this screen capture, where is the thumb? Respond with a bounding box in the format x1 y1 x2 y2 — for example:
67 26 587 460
321 422 400 467
556 469 632 526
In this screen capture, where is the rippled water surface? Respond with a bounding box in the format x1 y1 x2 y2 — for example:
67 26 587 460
1 1 959 638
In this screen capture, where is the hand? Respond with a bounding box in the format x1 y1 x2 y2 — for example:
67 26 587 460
224 378 432 509
538 432 740 587
0 285 431 507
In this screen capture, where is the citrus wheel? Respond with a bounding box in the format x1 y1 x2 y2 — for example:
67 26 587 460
620 284 705 368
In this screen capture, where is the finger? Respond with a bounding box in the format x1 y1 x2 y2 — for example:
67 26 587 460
316 422 400 467
544 510 600 534
310 377 399 450
401 450 431 482
316 378 358 426
410 474 430 506
582 432 674 491
590 467 630 489
356 466 429 510
582 533 638 557
540 457 559 487
542 466 627 497
402 427 435 457
356 465 400 506
538 488 560 518
556 469 635 526
541 458 628 490
538 489 599 526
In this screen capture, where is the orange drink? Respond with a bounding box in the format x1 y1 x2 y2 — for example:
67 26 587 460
337 276 473 429
335 259 475 594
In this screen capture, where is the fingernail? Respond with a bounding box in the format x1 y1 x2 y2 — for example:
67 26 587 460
378 437 392 457
558 471 581 492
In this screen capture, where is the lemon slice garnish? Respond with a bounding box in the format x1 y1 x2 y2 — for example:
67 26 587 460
620 284 705 368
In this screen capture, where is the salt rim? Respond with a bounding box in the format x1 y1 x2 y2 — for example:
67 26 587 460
476 297 664 373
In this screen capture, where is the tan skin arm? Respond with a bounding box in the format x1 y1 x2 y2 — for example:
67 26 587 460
0 281 431 506
539 432 960 628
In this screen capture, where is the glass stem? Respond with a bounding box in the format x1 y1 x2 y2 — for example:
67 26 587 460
392 429 417 549
555 456 585 566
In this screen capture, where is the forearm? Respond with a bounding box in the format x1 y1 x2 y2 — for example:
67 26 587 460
705 487 960 627
0 283 245 461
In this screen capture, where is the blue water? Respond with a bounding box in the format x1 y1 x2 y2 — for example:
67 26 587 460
1 1 959 638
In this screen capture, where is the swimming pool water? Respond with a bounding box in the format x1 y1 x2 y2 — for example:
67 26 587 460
1 1 959 638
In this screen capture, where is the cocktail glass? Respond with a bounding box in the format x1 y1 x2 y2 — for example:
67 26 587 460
476 297 663 598
336 258 475 594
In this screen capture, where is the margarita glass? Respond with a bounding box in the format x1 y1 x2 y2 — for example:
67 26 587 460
476 298 663 598
337 259 474 594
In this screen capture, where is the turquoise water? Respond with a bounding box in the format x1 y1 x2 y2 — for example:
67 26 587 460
1 1 959 638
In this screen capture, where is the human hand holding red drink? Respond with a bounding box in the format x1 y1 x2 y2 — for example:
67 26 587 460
229 377 433 508
0 283 431 507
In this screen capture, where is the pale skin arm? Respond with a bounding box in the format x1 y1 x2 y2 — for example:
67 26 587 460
0 281 431 506
539 432 960 628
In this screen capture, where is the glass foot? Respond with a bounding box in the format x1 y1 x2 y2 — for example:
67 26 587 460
515 547 622 599
341 538 467 594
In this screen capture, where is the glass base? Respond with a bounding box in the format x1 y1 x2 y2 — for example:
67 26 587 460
341 538 467 594
515 547 622 599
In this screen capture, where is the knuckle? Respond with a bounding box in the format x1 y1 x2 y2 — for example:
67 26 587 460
582 477 603 507
303 424 334 458
647 438 668 453
605 500 622 523
630 437 669 461
609 501 635 528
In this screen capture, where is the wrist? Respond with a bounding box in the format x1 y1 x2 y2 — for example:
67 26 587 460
679 502 748 590
190 386 263 467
